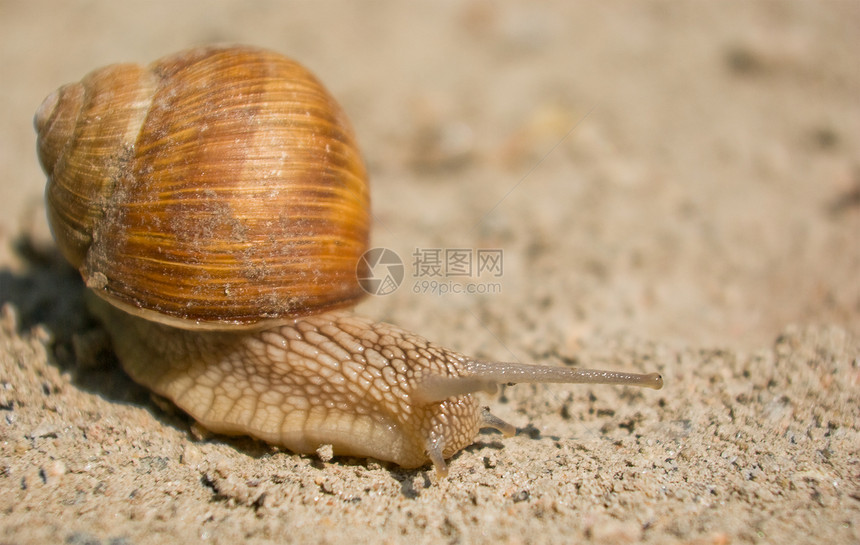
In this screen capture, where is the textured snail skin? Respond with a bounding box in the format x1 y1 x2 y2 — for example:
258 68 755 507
37 46 663 476
90 299 485 472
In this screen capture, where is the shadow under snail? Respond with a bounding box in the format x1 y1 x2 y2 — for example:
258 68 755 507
34 45 662 477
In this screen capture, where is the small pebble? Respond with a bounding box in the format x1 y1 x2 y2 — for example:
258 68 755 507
316 444 334 462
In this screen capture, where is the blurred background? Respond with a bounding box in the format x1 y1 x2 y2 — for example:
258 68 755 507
2 1 858 354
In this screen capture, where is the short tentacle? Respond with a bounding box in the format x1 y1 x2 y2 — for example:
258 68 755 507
425 431 448 478
480 407 517 437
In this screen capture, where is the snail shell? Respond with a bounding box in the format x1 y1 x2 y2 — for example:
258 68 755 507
35 46 662 476
36 45 369 328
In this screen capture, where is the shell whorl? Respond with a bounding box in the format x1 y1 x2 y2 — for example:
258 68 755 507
36 46 370 329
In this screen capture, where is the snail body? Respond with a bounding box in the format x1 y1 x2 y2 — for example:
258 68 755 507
36 46 662 476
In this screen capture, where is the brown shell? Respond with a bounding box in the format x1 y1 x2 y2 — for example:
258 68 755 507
35 46 370 329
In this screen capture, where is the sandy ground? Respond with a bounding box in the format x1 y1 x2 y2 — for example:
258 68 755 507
1 1 859 544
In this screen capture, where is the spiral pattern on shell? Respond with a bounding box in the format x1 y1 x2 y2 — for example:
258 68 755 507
35 46 370 328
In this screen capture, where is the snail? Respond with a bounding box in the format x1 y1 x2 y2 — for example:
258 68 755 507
34 45 663 477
